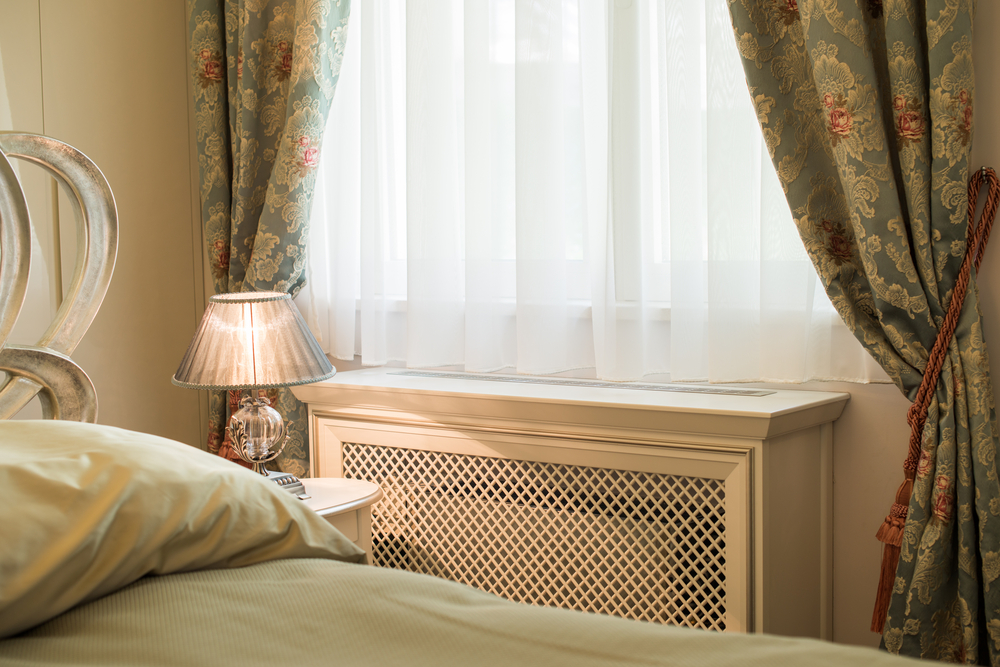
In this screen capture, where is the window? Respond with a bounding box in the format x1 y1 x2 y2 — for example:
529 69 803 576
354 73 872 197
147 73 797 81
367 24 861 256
298 0 886 383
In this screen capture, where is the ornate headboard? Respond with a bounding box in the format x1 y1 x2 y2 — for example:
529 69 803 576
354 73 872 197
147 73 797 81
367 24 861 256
0 134 118 421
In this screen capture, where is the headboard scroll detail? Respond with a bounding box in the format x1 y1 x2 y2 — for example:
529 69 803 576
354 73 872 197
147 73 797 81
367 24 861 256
0 133 118 421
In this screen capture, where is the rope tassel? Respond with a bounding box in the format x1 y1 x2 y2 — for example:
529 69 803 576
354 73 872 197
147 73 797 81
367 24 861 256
871 481 911 633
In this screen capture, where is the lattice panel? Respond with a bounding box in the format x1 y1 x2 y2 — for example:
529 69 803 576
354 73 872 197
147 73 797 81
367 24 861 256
342 442 727 630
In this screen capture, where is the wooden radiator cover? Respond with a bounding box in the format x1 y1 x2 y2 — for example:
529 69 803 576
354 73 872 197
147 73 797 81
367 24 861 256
293 369 848 638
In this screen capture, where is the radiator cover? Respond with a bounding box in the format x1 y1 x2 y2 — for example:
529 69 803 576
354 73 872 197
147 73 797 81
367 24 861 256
294 367 847 637
342 441 727 629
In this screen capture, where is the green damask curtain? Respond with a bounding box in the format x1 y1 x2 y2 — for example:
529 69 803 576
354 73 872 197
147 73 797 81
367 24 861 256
187 0 350 477
728 0 1000 661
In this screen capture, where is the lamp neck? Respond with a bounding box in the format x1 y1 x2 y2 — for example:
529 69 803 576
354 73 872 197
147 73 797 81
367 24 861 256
239 390 272 409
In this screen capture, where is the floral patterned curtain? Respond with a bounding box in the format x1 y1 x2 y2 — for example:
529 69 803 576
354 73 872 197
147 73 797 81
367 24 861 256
727 0 1000 661
187 0 350 477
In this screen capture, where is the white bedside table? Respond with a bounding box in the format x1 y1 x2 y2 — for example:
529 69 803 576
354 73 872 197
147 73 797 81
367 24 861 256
301 478 383 559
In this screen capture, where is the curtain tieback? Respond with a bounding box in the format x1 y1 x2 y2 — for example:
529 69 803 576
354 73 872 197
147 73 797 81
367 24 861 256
872 167 1000 634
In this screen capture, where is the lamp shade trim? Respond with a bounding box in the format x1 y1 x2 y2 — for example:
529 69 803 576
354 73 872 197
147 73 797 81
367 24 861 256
170 368 337 391
209 291 290 305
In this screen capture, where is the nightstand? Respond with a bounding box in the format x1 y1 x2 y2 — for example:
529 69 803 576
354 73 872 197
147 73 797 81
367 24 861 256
301 478 383 559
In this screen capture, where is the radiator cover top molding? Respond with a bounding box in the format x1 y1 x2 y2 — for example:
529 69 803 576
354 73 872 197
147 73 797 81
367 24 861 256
292 368 850 441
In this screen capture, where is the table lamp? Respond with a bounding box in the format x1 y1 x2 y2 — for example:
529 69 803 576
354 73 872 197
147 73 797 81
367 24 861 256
172 292 336 497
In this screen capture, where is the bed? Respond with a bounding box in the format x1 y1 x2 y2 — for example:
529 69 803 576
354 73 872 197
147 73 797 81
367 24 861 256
0 135 919 665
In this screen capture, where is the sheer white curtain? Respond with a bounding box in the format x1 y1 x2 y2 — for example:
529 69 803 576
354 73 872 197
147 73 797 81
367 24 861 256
298 0 887 383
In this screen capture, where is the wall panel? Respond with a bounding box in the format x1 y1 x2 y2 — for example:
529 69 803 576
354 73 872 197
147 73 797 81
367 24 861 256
2 0 206 444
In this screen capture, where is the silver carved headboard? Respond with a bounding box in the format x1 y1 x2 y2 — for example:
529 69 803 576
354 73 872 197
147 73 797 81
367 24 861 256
0 133 118 421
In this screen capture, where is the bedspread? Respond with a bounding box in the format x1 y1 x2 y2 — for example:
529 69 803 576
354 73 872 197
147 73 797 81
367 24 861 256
0 558 920 667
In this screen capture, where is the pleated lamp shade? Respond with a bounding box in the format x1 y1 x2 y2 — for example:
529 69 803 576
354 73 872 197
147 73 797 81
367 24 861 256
172 292 335 390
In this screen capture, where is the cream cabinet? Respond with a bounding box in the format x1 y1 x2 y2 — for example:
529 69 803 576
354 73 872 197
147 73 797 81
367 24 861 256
293 369 848 638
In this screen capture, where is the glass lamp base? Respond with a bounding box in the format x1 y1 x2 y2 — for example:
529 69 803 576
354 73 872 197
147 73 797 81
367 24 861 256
227 393 310 500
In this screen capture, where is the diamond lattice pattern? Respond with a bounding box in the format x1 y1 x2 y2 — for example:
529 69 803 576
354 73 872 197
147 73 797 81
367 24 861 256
343 442 727 630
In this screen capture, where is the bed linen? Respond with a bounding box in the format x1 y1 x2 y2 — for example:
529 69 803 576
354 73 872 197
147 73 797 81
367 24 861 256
0 557 921 667
0 420 922 666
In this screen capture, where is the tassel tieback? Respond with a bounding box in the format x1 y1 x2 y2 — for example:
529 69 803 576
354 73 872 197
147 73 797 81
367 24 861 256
870 167 1000 635
875 499 909 547
871 478 912 633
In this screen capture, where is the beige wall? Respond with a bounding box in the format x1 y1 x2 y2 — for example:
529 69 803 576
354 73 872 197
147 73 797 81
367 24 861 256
3 0 1000 650
0 0 206 446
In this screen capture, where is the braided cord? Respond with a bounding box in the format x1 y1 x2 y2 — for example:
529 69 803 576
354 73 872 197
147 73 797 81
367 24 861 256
903 168 1000 475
